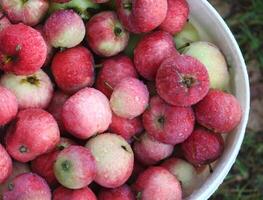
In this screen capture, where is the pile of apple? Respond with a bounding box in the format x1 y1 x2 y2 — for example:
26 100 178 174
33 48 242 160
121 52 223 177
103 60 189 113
0 0 242 199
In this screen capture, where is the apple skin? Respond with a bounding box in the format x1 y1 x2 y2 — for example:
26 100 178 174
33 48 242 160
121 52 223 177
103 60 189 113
133 133 174 166
2 173 51 200
53 186 97 200
31 137 76 186
0 144 12 184
134 31 178 81
47 91 69 133
142 96 195 145
161 158 199 197
0 86 18 126
5 108 60 162
51 46 95 94
44 9 86 48
0 161 31 197
110 77 149 119
62 87 112 139
86 11 129 57
0 0 49 26
98 185 135 200
0 11 11 32
133 167 182 200
54 145 96 189
109 114 143 141
86 133 134 188
183 41 230 90
0 70 54 109
95 55 138 98
115 0 167 33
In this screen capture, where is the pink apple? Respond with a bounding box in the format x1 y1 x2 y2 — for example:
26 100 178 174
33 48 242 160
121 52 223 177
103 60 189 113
0 86 18 126
86 133 134 188
0 70 54 109
0 0 49 26
98 185 135 200
0 144 12 184
110 77 149 119
95 55 138 98
86 11 129 57
53 186 97 200
62 88 112 139
0 11 11 32
5 108 60 162
54 145 96 189
133 133 174 166
44 9 85 48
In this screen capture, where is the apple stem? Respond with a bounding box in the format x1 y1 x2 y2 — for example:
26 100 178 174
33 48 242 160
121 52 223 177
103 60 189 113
8 183 14 191
95 64 103 68
104 81 113 91
177 42 190 52
123 3 132 10
133 135 141 142
209 164 214 174
2 55 13 64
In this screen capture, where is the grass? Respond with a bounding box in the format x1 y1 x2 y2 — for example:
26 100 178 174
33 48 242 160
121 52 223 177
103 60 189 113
209 0 263 199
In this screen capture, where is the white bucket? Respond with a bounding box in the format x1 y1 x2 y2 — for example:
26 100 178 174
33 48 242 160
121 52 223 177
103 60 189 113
186 0 250 199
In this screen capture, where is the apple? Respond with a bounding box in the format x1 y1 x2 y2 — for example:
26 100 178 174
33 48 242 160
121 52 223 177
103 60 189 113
0 0 49 26
0 144 12 184
86 133 134 188
86 11 129 57
0 11 11 32
53 186 97 200
0 70 54 109
98 185 135 200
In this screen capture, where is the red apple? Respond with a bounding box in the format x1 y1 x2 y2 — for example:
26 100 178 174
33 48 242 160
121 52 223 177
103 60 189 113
133 133 174 166
62 88 112 139
134 31 177 80
143 96 195 145
44 10 85 48
0 144 12 184
0 0 49 26
109 114 143 141
3 173 51 200
53 186 97 200
95 55 138 98
86 11 129 57
31 137 76 186
54 145 96 189
0 70 54 109
116 0 167 33
5 108 60 162
110 77 149 119
52 46 95 94
98 185 135 200
86 133 134 188
133 167 182 200
0 86 18 126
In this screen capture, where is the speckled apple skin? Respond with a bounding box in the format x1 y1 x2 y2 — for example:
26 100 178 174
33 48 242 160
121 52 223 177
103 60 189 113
133 167 182 200
98 185 135 200
156 55 210 106
44 10 85 48
5 108 60 162
110 77 149 119
184 41 230 90
0 24 47 75
143 96 195 145
54 146 96 189
0 86 18 126
31 137 76 186
0 70 54 109
3 173 51 200
109 114 143 141
160 0 189 34
47 91 69 132
0 0 49 26
52 46 95 94
95 55 138 98
86 133 134 188
86 11 129 57
194 89 242 133
53 186 97 200
62 88 112 139
181 127 224 166
116 0 168 33
161 158 198 197
133 133 174 166
134 31 178 80
0 144 12 184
